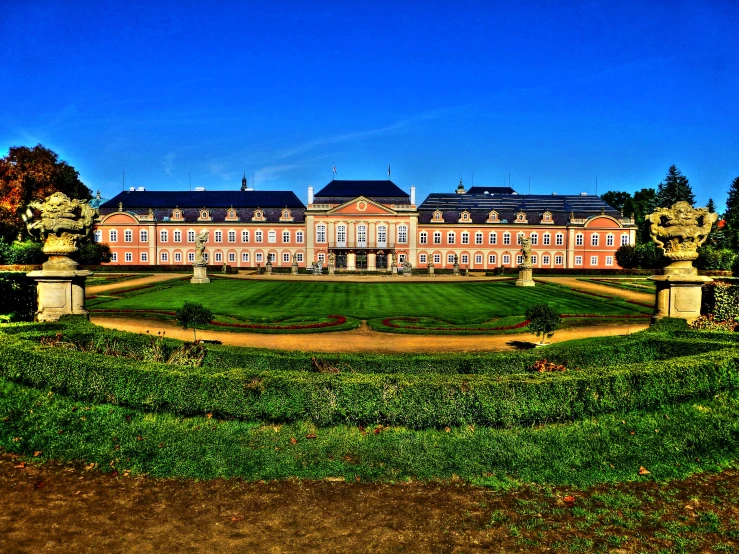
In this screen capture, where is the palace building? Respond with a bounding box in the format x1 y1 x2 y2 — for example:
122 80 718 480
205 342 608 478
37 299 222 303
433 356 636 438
95 177 637 270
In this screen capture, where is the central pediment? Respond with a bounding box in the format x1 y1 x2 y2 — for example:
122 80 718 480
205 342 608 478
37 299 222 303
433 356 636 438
327 196 397 215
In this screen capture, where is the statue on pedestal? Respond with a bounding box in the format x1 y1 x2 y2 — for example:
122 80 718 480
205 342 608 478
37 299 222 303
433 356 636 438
191 230 210 284
515 233 535 287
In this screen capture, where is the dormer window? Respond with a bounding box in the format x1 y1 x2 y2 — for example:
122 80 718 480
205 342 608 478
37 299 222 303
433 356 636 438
198 209 211 221
172 208 182 220
459 211 471 223
486 210 499 223
252 209 265 222
279 208 293 222
228 208 237 219
541 211 553 224
514 211 528 224
432 210 444 222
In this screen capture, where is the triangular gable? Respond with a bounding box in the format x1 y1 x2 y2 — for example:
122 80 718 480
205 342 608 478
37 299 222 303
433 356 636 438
327 196 397 215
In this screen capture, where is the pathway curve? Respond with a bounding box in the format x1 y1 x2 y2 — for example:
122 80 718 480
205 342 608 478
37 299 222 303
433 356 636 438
534 276 654 305
87 273 188 295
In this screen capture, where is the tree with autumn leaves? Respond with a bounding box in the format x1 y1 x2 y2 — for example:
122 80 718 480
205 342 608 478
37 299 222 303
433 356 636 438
0 145 92 242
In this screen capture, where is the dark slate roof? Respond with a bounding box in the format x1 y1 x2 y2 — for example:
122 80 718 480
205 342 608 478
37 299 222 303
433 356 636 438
100 190 305 210
465 186 517 195
313 180 409 201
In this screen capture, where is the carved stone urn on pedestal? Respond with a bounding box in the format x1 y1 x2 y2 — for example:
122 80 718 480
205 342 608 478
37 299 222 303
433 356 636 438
25 192 97 321
191 230 210 284
515 235 535 287
648 201 717 323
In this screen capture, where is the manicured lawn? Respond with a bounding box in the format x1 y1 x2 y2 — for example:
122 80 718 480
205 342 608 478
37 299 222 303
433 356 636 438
89 279 650 322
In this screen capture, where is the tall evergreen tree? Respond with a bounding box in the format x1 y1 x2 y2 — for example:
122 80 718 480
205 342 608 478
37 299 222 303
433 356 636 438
706 198 717 213
655 165 695 208
724 176 739 250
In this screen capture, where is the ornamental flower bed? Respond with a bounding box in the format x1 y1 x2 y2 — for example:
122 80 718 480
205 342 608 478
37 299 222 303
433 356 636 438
381 316 530 331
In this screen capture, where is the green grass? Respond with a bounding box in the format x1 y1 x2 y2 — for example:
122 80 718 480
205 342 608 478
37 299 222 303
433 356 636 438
578 277 657 294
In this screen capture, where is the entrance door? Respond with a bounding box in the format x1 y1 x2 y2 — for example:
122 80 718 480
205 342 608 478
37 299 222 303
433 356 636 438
356 251 367 270
376 252 387 269
335 252 347 269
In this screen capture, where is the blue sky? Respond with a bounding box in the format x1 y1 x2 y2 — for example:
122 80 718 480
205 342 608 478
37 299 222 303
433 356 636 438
2 1 737 209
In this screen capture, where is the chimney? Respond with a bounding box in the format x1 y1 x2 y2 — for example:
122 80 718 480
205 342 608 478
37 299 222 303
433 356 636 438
410 186 416 205
308 186 314 205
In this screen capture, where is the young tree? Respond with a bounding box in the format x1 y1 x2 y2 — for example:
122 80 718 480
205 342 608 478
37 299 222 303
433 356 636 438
655 165 695 208
175 302 213 341
706 198 717 213
525 303 561 345
724 176 739 250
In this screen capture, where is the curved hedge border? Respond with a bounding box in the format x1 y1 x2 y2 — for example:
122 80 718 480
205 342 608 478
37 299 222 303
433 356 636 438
380 316 529 332
1 327 737 429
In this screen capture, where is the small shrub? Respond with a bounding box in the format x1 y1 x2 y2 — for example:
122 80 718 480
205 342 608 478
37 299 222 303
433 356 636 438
175 302 213 341
525 304 561 344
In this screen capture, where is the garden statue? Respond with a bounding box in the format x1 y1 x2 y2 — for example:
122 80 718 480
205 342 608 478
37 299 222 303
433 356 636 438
402 260 413 277
648 201 717 323
516 233 535 287
24 192 97 321
191 230 210 284
328 251 335 275
452 254 460 276
292 253 299 275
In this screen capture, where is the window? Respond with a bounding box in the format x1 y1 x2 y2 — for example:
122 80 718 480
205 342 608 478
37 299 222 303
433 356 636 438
447 232 455 244
461 254 468 264
282 231 290 243
590 256 598 265
140 252 148 262
267 230 277 243
503 232 511 245
575 256 583 265
517 234 523 245
111 252 118 262
377 226 387 245
502 254 510 265
543 233 551 246
269 253 276 263
475 232 483 245
174 252 182 262
489 254 496 264
606 256 613 266
433 254 441 264
337 225 346 244
241 252 249 262
531 255 537 264
606 234 614 247
316 225 326 243
357 225 367 245
420 232 428 245
621 235 629 246
187 230 195 242
296 231 304 243
256 252 263 262
215 252 222 262
517 255 523 264
530 233 538 245
475 254 482 264
160 230 168 242
161 251 168 262
317 253 325 263
556 233 563 246
242 230 250 242
109 230 118 242
576 234 584 246
228 231 236 243
397 225 408 243
420 254 427 263
214 231 222 243
255 231 263 243
174 230 182 242
398 254 406 263
94 230 102 243
296 253 303 262
591 234 599 246
448 254 455 264
125 252 132 262
555 255 563 265
124 230 132 242
542 255 550 265
433 231 441 244
283 253 290 263
203 253 208 262
229 252 236 262
461 232 469 244
188 252 195 262
489 232 497 245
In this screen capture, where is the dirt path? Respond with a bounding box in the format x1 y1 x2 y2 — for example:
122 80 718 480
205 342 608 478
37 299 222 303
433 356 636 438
87 273 188 295
535 276 654 305
91 316 648 353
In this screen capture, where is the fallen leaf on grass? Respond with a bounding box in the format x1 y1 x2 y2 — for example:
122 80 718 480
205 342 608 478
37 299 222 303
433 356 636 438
206 413 213 419
84 463 97 471
305 433 317 439
638 466 651 475
33 451 42 457
230 515 245 523
563 495 576 507
290 437 298 445
14 462 26 469
445 427 451 433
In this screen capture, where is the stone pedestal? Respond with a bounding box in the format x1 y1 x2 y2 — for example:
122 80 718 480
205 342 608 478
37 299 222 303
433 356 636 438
453 263 460 276
265 261 273 275
516 264 535 287
328 264 335 275
27 256 92 321
650 263 711 323
428 263 434 276
291 262 299 275
191 262 210 284
391 264 398 275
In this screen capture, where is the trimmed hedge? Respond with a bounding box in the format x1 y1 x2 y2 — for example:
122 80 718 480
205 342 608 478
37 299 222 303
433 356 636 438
0 272 36 321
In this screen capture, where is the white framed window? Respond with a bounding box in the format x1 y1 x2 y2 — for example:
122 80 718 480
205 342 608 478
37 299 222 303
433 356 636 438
242 230 250 242
398 254 406 263
109 230 118 242
461 254 469 264
420 232 428 244
433 231 441 244
433 254 441 264
448 254 455 264
377 226 387 246
229 252 235 262
555 255 563 265
606 234 614 247
591 234 599 246
94 230 102 243
316 225 326 243
188 252 195 262
475 232 483 245
228 231 236 243
174 230 181 242
461 232 469 245
357 225 367 245
606 256 613 266
187 230 195 242
214 231 222 243
268 230 276 243
255 231 263 243
256 252 263 262
124 252 132 262
283 253 290 263
420 254 427 263
124 230 132 242
337 225 346 244
542 255 550 265
111 252 118 262
269 253 276 263
296 253 303 262
575 256 583 265
576 234 584 246
503 232 511 245
489 254 496 264
160 230 168 242
317 253 325 263
556 233 563 246
397 225 408 243
621 234 629 246
590 256 598 265
475 254 482 264
543 233 551 246
215 252 222 262
517 255 523 264
531 255 537 264
174 252 182 262
282 231 290 243
242 252 249 262
447 232 456 244
161 251 169 262
502 254 510 265
530 233 538 245
489 232 497 245
140 252 148 262
296 231 304 243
